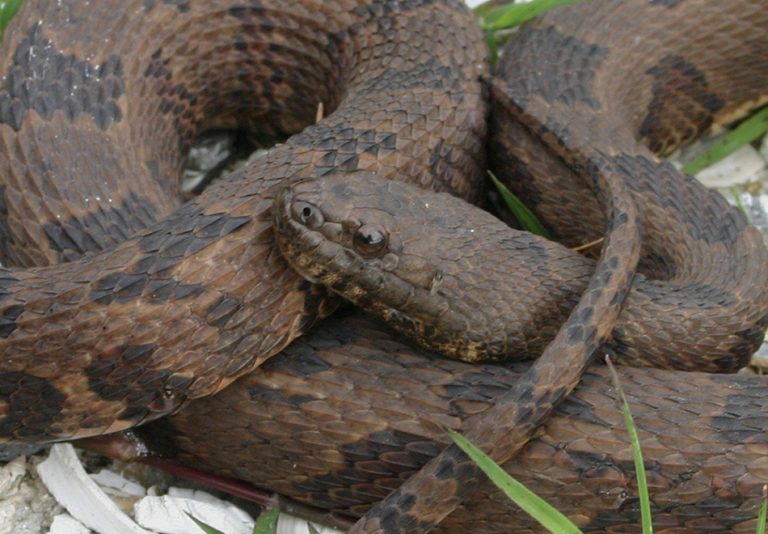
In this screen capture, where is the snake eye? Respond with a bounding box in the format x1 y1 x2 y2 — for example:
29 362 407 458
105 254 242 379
292 201 324 229
353 223 388 258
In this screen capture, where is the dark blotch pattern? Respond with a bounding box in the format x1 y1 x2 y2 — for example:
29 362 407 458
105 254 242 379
640 55 725 153
379 492 435 533
144 0 191 13
144 48 197 151
43 192 160 262
0 304 24 338
137 200 251 260
496 25 608 109
355 57 465 95
85 343 160 403
163 0 191 12
85 343 188 423
90 203 250 304
227 5 267 20
0 24 124 131
291 123 398 175
204 295 242 328
649 0 682 6
89 270 205 306
0 371 66 440
0 271 21 338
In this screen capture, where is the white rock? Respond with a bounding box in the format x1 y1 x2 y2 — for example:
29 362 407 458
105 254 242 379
37 444 151 534
695 144 766 188
48 513 91 534
134 493 254 534
277 513 345 534
0 456 26 494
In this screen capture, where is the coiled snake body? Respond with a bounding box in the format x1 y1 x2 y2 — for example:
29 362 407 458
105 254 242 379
0 0 765 532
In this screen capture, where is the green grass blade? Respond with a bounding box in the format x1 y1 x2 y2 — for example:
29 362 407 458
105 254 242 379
253 507 280 534
308 523 322 534
483 27 499 66
730 186 749 217
481 0 585 30
605 357 653 534
682 105 768 176
488 171 552 239
0 0 22 40
186 513 227 534
450 431 583 534
756 485 767 534
471 0 501 19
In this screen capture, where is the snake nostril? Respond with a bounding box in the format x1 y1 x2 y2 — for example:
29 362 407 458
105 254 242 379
293 201 324 229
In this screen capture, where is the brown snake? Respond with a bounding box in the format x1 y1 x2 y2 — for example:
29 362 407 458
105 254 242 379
143 312 768 532
0 0 764 532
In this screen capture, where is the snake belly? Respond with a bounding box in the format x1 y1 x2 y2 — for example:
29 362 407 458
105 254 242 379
143 0 768 532
0 0 486 442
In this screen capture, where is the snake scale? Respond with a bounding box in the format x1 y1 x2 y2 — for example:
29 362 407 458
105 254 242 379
0 0 764 532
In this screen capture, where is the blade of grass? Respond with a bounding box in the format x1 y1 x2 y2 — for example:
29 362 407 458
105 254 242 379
730 186 749 218
471 0 502 19
484 27 499 65
605 356 653 534
488 170 551 238
757 485 767 534
253 507 280 534
186 513 227 534
0 0 22 40
481 0 585 31
450 430 583 534
682 105 768 175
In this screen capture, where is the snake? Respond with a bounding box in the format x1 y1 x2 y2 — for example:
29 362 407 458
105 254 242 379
0 0 764 532
141 312 768 533
0 0 486 442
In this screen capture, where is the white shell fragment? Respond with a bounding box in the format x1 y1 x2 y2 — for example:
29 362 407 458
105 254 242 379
277 513 345 534
134 488 255 534
90 469 146 498
48 513 91 534
37 443 151 534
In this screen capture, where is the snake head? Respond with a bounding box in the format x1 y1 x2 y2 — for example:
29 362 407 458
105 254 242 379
273 172 407 290
273 172 592 362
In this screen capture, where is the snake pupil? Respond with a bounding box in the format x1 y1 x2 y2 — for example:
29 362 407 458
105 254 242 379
353 224 388 258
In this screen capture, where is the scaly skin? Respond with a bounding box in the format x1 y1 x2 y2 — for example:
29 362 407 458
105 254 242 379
0 0 765 531
0 0 486 441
